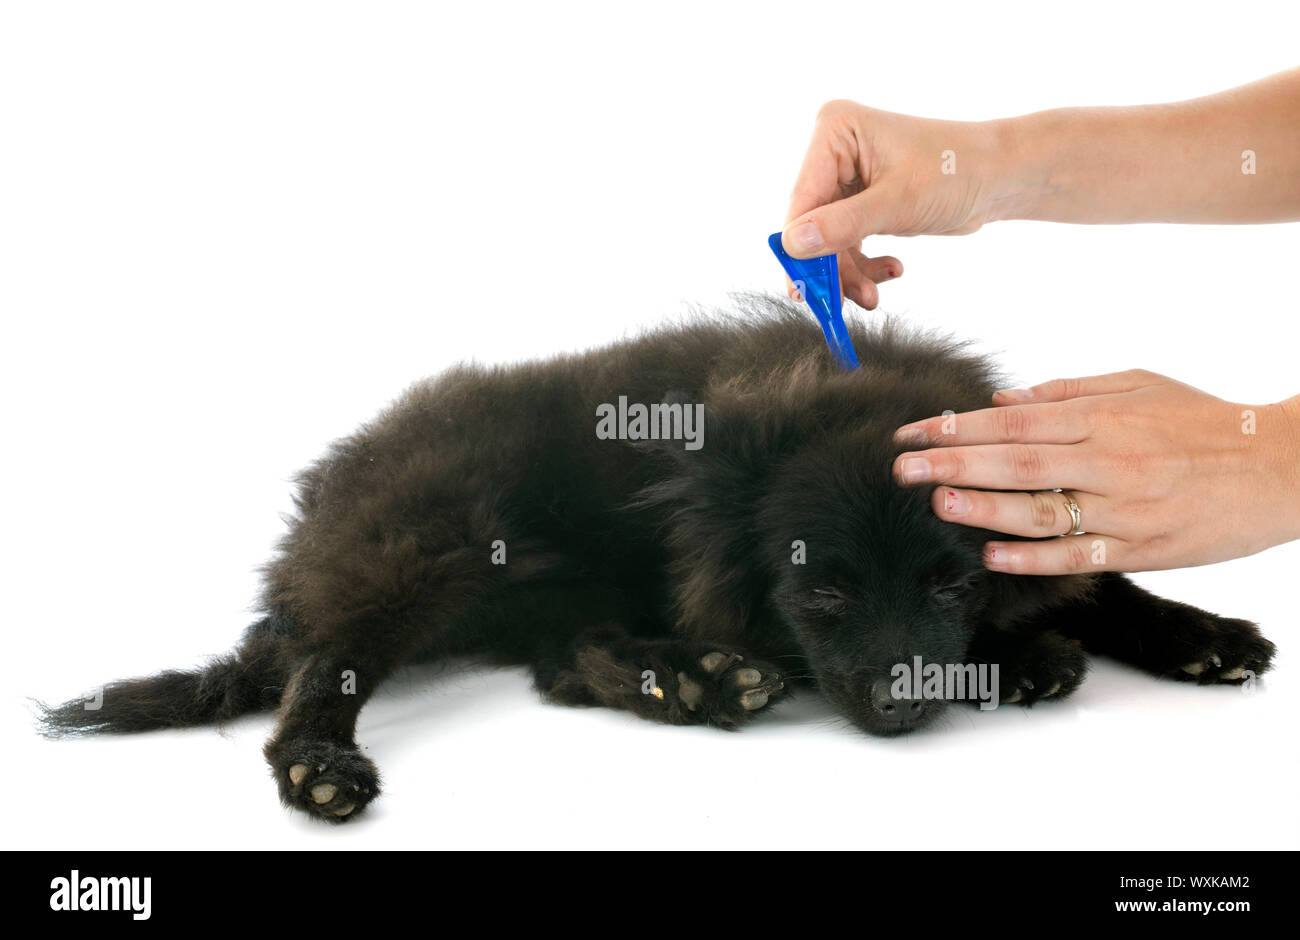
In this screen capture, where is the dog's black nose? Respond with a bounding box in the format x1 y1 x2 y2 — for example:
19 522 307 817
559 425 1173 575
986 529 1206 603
870 679 925 723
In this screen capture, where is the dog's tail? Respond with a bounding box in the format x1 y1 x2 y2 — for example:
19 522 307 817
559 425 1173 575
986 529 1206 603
36 616 291 736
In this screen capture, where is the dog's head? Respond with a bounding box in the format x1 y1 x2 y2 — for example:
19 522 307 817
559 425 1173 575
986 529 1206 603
643 341 1069 736
758 433 991 734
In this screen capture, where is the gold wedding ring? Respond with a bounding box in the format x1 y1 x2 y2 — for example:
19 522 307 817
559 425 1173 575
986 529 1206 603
1055 488 1083 537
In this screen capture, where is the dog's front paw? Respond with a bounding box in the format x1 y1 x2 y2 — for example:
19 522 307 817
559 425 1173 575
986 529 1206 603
1002 662 1084 706
993 633 1088 707
1172 615 1275 685
266 739 380 823
674 651 785 728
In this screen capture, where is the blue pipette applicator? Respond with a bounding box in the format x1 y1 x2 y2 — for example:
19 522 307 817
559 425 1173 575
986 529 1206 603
767 231 860 370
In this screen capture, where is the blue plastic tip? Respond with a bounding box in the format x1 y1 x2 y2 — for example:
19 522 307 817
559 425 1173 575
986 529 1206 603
768 232 859 370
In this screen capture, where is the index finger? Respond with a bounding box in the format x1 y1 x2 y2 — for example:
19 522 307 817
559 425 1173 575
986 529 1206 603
991 369 1167 406
780 137 845 299
784 147 844 229
894 401 1093 448
783 114 863 229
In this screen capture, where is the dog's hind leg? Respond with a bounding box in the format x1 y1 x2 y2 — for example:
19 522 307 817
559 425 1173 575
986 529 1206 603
535 626 788 729
263 648 395 823
264 587 499 823
261 512 508 822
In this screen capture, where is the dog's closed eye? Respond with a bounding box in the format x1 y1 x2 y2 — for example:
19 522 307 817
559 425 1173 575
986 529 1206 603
930 572 983 608
806 586 849 615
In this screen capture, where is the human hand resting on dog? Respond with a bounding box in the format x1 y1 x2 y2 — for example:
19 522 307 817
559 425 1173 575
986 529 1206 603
890 371 1300 574
782 67 1300 309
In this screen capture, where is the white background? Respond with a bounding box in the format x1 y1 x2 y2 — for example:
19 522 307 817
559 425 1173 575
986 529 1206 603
3 0 1297 850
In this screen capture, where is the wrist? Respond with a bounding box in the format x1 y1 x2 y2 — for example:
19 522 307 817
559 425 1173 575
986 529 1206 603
1262 397 1300 542
978 113 1055 223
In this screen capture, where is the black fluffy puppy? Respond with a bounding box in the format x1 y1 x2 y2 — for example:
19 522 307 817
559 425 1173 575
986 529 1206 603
41 296 1276 822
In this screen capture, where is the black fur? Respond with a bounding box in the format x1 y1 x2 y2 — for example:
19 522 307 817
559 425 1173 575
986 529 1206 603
39 295 1276 822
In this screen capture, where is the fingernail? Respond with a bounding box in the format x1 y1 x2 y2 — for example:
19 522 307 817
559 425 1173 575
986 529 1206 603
785 221 825 255
897 456 932 484
943 489 968 515
983 544 1007 569
995 388 1033 402
894 427 927 445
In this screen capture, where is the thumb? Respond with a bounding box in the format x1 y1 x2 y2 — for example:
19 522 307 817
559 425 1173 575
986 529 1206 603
781 185 901 258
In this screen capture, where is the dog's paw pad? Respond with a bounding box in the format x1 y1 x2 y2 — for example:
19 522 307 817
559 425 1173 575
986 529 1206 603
677 672 705 710
1166 614 1273 685
1182 653 1220 677
699 651 741 674
673 654 786 725
995 643 1085 708
269 741 380 824
1004 670 1070 705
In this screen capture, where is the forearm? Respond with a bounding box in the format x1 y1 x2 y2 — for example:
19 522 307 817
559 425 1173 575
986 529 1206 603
986 68 1300 225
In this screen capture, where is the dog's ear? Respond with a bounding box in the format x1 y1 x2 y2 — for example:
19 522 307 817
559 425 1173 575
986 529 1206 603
635 386 801 644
